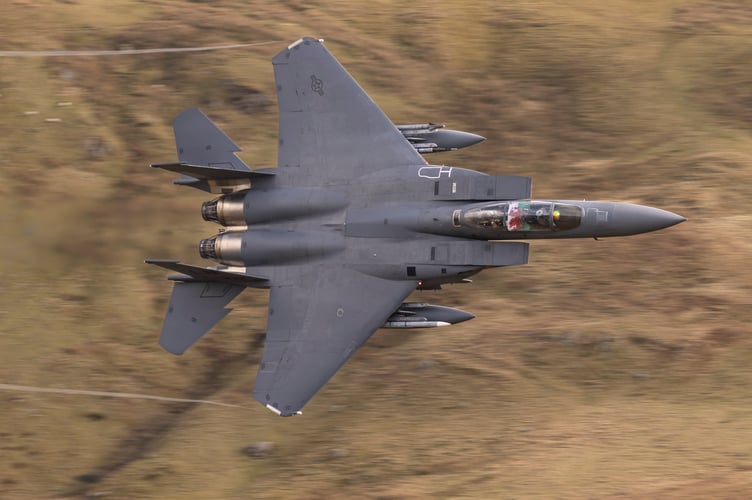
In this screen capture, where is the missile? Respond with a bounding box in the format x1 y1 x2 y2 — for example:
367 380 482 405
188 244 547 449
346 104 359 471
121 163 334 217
396 123 443 132
396 123 485 153
382 303 475 328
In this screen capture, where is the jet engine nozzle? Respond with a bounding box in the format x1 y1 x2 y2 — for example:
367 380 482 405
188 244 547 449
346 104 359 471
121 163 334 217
198 236 218 260
201 199 219 223
201 193 246 226
198 231 245 265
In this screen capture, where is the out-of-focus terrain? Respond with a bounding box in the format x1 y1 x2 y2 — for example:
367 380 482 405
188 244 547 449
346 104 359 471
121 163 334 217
1 1 751 498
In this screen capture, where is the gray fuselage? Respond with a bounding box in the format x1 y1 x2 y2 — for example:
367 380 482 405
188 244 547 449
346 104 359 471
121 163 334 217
198 164 684 288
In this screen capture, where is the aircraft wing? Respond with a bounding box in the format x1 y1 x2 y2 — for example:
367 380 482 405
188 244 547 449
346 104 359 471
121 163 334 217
253 265 416 416
272 37 425 185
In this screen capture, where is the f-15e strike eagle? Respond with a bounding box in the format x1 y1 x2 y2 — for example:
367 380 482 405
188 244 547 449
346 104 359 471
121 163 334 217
147 37 684 416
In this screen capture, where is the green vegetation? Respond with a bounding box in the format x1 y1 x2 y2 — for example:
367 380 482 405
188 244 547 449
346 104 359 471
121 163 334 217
1 1 751 498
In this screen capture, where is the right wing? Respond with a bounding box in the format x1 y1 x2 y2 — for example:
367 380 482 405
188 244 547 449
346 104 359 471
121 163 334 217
253 265 416 416
272 37 425 185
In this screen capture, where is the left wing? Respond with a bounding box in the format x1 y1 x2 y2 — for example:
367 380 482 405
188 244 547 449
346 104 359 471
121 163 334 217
272 37 425 185
253 266 416 416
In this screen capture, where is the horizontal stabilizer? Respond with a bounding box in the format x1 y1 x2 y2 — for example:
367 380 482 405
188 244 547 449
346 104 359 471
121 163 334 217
158 281 244 354
145 259 269 286
150 162 275 181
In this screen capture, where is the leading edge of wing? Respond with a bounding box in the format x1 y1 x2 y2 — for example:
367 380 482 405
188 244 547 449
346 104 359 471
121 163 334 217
272 38 425 182
253 266 417 416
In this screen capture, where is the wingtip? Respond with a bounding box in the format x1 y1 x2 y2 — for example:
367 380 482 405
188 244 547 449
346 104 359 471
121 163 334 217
145 258 180 264
265 403 302 417
287 37 324 50
265 403 282 415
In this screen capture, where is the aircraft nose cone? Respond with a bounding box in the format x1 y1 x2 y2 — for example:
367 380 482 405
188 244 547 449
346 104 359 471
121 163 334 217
611 203 686 236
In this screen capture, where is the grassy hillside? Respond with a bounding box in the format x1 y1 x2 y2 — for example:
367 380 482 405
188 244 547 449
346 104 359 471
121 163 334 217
1 1 751 498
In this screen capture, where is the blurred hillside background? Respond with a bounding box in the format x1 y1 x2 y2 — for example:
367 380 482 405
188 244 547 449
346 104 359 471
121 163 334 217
1 0 751 498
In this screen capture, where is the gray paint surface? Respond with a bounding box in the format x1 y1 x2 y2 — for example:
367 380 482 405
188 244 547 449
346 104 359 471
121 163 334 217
148 38 684 416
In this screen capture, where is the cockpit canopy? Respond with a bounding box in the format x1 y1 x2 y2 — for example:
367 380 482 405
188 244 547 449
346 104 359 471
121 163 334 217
462 201 583 232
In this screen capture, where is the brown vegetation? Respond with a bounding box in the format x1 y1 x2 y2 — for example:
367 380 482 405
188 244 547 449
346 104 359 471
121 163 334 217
1 1 751 498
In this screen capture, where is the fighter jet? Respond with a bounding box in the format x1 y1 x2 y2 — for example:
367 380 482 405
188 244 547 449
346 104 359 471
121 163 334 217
147 37 684 416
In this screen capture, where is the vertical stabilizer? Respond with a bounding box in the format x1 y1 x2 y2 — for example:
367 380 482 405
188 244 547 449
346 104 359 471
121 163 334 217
173 107 250 171
159 281 244 354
